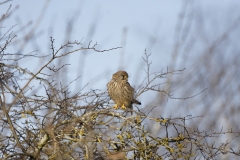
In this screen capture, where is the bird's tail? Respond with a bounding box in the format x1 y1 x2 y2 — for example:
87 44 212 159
132 99 141 105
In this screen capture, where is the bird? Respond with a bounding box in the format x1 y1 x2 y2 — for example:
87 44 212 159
107 70 141 114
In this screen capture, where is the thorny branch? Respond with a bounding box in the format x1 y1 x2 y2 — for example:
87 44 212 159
1 38 239 159
1 5 240 160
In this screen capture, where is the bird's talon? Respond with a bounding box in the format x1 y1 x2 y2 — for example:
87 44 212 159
121 104 126 110
113 104 118 109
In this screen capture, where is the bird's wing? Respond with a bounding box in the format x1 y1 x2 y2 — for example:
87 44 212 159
123 82 134 101
126 82 134 93
126 82 141 105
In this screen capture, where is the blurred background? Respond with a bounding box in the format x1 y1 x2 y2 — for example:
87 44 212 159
1 0 240 158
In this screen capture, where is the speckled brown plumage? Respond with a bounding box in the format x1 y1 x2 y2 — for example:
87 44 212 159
107 71 141 113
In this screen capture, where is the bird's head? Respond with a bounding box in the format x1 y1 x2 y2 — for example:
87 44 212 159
112 70 129 82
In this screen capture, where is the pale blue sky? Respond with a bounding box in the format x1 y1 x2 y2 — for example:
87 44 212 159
1 0 240 116
0 0 181 88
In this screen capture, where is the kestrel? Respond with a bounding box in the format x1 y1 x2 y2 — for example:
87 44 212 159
107 70 141 114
